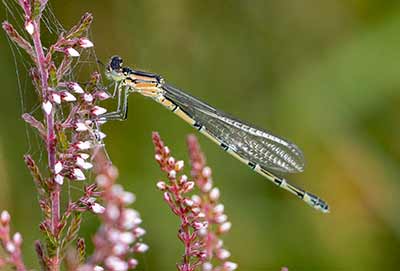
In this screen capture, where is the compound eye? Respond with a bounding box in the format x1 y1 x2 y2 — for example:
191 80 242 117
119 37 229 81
109 55 123 71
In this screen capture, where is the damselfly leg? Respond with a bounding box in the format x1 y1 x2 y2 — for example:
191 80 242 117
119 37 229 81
100 84 130 121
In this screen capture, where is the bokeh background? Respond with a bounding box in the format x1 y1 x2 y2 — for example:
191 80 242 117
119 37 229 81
1 0 400 270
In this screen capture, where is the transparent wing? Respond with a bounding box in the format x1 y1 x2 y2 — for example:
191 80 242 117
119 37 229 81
163 84 305 173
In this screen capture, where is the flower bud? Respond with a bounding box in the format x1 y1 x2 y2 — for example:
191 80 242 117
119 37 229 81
66 47 80 57
54 174 64 185
91 106 107 116
209 187 220 201
68 82 84 93
79 38 94 48
25 21 34 35
84 93 93 103
52 93 61 104
73 168 86 180
61 91 76 102
13 232 23 246
42 101 53 115
54 161 63 174
91 203 105 214
134 243 149 253
156 181 167 190
0 210 10 225
183 181 195 193
218 221 232 233
168 170 176 179
223 261 238 271
175 160 184 171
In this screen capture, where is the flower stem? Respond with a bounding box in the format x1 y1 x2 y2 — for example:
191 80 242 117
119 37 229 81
30 14 60 271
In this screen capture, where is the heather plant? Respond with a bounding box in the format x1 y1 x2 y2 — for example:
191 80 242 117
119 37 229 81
1 1 147 270
1 1 236 271
152 133 237 271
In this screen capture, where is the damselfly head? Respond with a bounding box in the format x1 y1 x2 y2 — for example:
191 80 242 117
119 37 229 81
105 56 125 82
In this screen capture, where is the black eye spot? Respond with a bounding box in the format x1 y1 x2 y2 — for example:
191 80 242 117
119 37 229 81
109 56 123 71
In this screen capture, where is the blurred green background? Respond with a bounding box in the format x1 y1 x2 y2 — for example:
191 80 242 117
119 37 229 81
1 0 400 270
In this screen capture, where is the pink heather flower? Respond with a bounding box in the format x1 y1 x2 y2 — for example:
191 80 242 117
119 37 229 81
12 232 23 246
183 181 195 193
107 204 120 220
95 130 107 140
223 261 238 271
113 244 128 255
179 174 188 184
79 153 90 160
133 227 146 237
93 266 104 271
218 222 232 233
168 169 176 179
175 160 184 171
215 214 227 224
73 168 86 180
75 122 88 132
95 174 108 187
91 106 107 116
134 243 149 253
25 20 34 35
6 242 16 253
202 167 212 177
214 203 225 214
54 174 64 185
105 256 128 271
76 157 93 169
128 259 138 269
84 93 94 103
216 248 231 260
184 198 194 207
156 181 167 190
121 191 135 204
1 210 11 224
79 38 94 48
66 47 80 57
61 91 76 102
95 91 110 100
54 161 63 174
203 262 213 271
167 157 175 165
202 181 212 192
91 203 106 214
155 154 162 161
69 82 85 93
163 192 171 202
76 141 92 150
209 187 220 201
42 101 53 115
163 146 170 155
119 232 135 244
52 93 61 104
192 195 201 205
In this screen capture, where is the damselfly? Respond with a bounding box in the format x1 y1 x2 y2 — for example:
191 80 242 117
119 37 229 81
103 56 329 213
